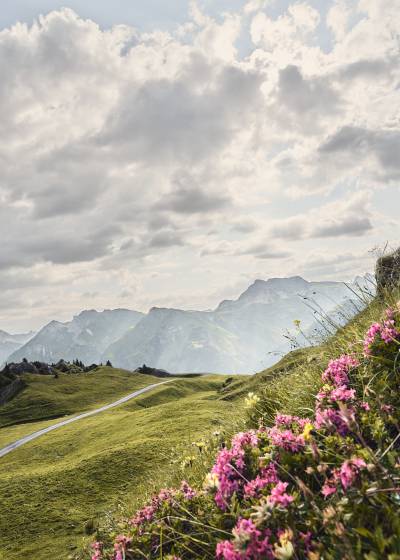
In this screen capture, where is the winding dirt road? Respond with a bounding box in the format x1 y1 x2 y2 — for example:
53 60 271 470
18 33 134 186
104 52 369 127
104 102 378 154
0 379 174 459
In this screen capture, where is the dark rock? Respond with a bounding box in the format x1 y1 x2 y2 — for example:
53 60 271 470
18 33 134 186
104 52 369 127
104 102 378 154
376 248 400 295
134 364 171 377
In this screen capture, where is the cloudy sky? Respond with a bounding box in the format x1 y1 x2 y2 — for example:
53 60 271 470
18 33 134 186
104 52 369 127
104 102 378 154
0 0 399 332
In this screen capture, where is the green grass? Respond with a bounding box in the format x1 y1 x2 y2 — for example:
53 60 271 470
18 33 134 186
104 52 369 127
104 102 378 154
1 289 393 560
0 373 235 560
218 291 397 436
0 367 163 428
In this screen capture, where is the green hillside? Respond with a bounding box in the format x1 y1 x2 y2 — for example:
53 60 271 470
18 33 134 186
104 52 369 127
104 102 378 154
0 372 236 559
85 282 400 559
0 367 163 428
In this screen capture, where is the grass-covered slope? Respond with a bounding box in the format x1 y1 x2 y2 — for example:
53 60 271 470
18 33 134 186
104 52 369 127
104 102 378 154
0 374 235 559
0 366 162 427
90 287 400 559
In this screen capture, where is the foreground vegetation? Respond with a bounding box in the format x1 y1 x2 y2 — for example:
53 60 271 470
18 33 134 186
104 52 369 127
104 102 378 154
89 288 400 559
0 372 235 559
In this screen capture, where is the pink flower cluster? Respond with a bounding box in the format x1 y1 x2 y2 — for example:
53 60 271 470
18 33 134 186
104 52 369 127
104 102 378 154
321 355 359 386
91 542 103 560
268 481 294 508
267 426 305 453
216 519 274 560
113 535 132 560
244 463 278 498
315 355 360 436
322 457 367 498
363 313 400 356
130 483 195 527
211 431 259 510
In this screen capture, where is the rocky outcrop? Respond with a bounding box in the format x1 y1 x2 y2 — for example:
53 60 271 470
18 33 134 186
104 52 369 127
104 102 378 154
376 248 400 295
134 364 171 377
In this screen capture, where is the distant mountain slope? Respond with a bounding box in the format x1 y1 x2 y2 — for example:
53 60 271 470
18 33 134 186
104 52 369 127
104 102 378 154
5 277 370 374
103 307 243 373
8 309 144 365
103 277 368 374
0 330 35 365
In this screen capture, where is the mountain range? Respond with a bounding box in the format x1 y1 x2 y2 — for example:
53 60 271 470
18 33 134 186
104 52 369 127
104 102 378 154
4 276 372 373
0 330 35 365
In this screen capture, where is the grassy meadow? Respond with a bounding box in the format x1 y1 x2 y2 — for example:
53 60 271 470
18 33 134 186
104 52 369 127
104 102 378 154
0 371 237 559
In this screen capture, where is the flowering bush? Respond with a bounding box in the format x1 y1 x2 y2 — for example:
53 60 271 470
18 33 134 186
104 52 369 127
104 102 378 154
91 306 400 559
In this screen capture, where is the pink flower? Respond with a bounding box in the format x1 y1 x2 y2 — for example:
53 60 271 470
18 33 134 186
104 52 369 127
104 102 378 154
315 406 355 436
91 542 103 560
322 355 359 386
180 480 196 500
130 488 176 526
268 427 305 453
339 458 367 490
363 319 400 356
216 519 274 559
211 431 260 509
244 464 278 498
321 481 337 498
381 404 394 414
274 414 311 430
329 386 356 402
268 481 294 508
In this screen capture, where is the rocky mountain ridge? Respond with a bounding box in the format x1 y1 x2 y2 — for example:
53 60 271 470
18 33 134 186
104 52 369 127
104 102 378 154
5 275 372 373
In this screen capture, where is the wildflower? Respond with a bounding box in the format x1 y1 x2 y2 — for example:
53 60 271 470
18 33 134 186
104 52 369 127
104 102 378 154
322 505 336 524
381 403 394 414
251 499 272 526
204 472 220 492
91 542 103 560
321 481 337 498
244 464 278 498
268 427 305 452
216 518 274 559
363 318 400 356
245 392 261 409
274 529 294 560
268 481 294 508
181 455 196 468
329 386 356 402
338 458 367 490
301 423 314 441
315 406 353 436
180 480 196 500
322 355 359 386
192 440 206 451
114 535 132 560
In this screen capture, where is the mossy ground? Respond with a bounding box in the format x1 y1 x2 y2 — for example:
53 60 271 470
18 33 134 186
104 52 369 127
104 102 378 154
0 371 235 560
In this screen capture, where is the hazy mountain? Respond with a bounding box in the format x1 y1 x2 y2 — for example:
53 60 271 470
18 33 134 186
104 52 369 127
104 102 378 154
6 276 370 374
103 277 367 374
0 330 35 365
8 309 144 365
103 307 243 373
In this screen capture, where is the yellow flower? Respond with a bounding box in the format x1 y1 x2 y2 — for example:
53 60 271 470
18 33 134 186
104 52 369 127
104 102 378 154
274 529 294 559
244 392 260 409
302 422 314 441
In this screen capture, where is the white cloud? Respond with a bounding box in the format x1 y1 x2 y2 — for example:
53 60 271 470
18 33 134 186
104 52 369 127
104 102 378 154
0 2 398 330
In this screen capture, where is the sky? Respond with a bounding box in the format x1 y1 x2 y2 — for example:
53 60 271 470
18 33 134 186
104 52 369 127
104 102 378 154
0 0 399 332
